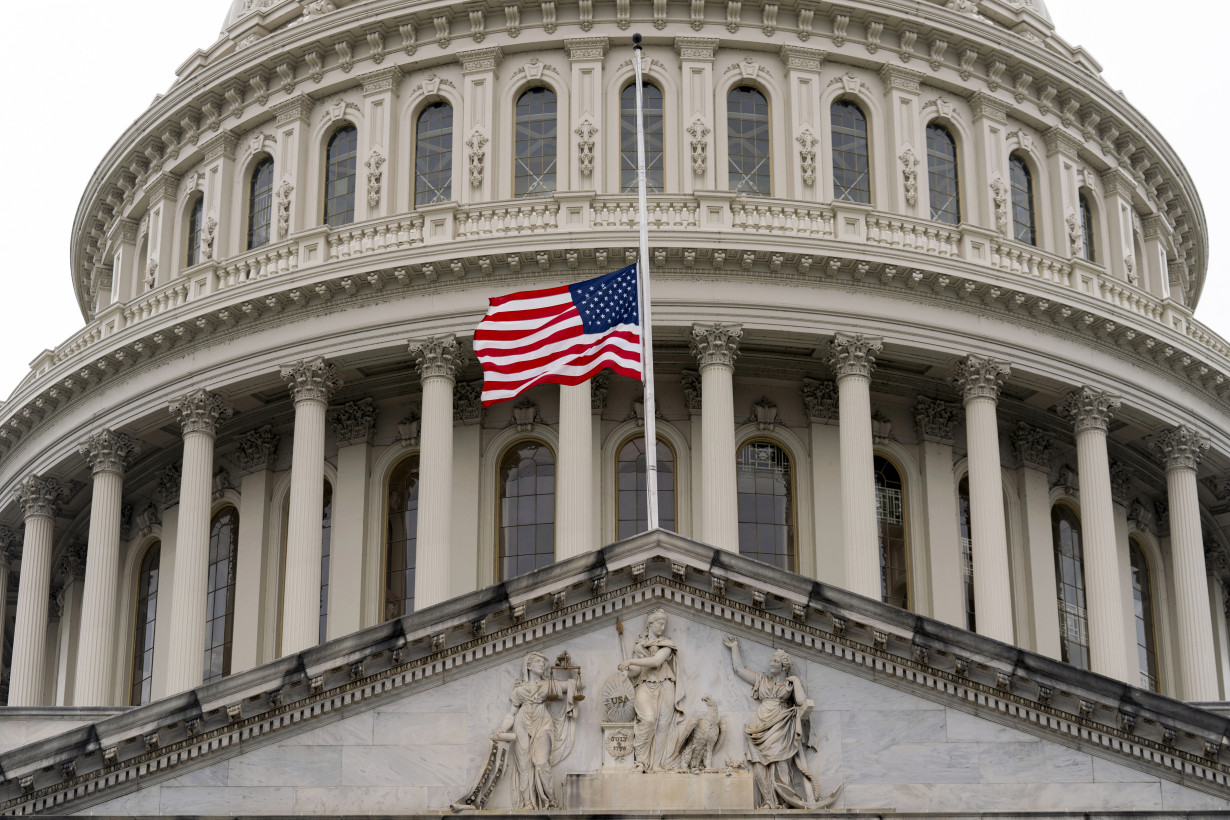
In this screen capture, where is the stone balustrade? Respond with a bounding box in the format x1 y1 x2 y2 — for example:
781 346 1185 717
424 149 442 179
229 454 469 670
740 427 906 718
865 213 960 257
456 199 560 239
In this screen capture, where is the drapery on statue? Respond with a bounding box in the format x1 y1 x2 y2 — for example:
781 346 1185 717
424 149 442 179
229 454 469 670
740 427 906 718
617 608 686 772
723 637 840 809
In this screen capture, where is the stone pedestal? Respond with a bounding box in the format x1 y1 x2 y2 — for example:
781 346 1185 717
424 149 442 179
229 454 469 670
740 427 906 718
564 770 754 811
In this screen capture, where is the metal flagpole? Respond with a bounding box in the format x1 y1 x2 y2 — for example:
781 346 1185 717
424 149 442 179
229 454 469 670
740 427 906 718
632 34 659 532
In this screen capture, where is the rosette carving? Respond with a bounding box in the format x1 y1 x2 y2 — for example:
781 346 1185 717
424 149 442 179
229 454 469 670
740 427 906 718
79 429 143 476
280 357 342 404
1151 424 1210 472
169 389 234 436
690 323 743 369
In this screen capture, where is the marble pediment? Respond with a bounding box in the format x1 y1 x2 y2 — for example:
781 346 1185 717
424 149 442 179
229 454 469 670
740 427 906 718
3 530 1230 816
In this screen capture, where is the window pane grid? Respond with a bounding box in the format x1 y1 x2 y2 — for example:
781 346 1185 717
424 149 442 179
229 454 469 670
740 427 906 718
926 124 960 224
129 543 160 706
247 158 274 250
203 507 239 685
736 442 794 570
616 436 676 540
1009 154 1036 246
1130 542 1160 692
498 441 555 580
727 87 770 196
415 103 453 207
832 101 871 203
1052 507 1090 671
186 198 203 268
621 83 664 194
514 88 557 198
876 456 909 609
324 126 358 226
385 456 420 620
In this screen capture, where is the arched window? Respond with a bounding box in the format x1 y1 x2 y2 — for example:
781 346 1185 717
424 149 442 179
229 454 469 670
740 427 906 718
621 82 664 194
736 441 794 569
1079 193 1096 263
247 157 274 249
617 435 675 539
875 455 908 608
1008 153 1036 246
324 125 358 226
514 88 558 197
498 440 555 580
129 542 160 706
185 197 204 268
385 455 420 620
957 476 975 631
1052 504 1089 670
832 100 871 204
926 123 960 224
204 506 239 685
1129 539 1160 691
415 102 453 206
727 86 770 196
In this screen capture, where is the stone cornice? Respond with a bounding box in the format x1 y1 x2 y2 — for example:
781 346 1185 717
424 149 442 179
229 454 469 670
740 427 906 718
563 36 609 61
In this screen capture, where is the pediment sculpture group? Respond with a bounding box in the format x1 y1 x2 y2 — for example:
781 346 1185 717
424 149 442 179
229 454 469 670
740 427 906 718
452 608 842 811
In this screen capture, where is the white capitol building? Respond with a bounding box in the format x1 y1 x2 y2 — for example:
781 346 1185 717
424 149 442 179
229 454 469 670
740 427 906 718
0 0 1228 815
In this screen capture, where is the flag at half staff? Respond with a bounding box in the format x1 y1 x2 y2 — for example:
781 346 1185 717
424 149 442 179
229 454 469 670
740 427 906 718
475 264 643 406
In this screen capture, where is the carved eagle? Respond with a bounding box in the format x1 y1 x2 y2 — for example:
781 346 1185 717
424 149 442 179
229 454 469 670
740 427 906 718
671 694 726 772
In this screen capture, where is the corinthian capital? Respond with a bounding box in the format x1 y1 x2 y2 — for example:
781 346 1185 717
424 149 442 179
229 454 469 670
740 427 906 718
169 389 234 436
235 426 280 472
0 524 20 568
1151 424 1210 472
78 429 143 476
951 355 1011 402
827 332 883 380
690 323 743 369
1058 386 1120 434
281 357 343 404
329 398 379 447
409 334 467 381
16 475 69 520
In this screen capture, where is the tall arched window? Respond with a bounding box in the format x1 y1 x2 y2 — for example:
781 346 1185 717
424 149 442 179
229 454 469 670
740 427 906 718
957 476 975 631
385 455 420 620
324 125 358 226
415 102 453 206
247 157 274 249
1079 193 1096 263
1052 504 1089 670
1129 539 1160 691
204 506 239 685
832 100 871 204
736 441 794 569
926 123 960 224
621 82 664 194
129 542 160 706
1008 153 1036 245
185 197 204 268
318 481 333 645
727 86 770 196
514 88 558 197
498 440 555 580
875 455 909 608
617 436 675 539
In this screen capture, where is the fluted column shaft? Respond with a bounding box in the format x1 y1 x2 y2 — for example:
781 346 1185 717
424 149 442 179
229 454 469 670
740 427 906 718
281 358 342 655
1062 387 1129 682
692 324 742 552
165 390 232 695
557 381 593 559
9 477 65 705
410 336 464 609
955 356 1014 643
1154 426 1217 700
830 333 883 600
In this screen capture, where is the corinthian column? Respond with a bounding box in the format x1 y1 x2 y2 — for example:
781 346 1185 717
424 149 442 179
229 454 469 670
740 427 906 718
1152 425 1217 700
280 358 342 655
691 323 742 552
75 430 142 706
828 333 883 600
952 355 1014 643
1059 387 1129 682
408 336 465 610
9 476 67 705
164 390 233 695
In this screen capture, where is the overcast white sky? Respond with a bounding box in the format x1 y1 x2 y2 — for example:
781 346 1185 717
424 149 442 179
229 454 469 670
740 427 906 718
0 1 1224 402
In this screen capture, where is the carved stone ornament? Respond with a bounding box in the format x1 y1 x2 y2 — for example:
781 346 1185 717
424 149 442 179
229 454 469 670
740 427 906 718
16 475 70 520
48 584 64 620
914 396 960 443
591 371 611 411
800 378 838 422
796 127 818 186
1151 424 1210 472
277 181 294 241
575 118 598 176
329 398 379 447
155 464 182 509
899 145 920 207
169 389 234 436
750 397 779 431
1065 211 1082 258
827 332 883 380
137 501 162 532
687 118 711 175
511 398 542 432
1206 541 1230 579
1109 461 1133 507
1128 498 1155 534
0 524 20 568
281 357 343 404
365 149 385 209
1203 475 1230 502
213 466 235 497
1058 387 1120 435
690 323 743 369
57 543 87 582
202 216 218 260
235 425 280 472
454 381 484 424
397 408 421 445
78 429 143 476
871 408 893 442
409 334 466 381
951 354 1011 402
466 128 489 188
1013 422 1052 470
681 370 702 413
990 174 1009 235
1154 499 1170 537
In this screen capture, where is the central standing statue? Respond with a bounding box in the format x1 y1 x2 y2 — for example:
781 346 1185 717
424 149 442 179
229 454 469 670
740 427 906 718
617 608 686 772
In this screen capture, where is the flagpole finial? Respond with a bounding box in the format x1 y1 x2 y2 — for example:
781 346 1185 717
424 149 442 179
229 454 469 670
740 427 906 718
632 32 643 47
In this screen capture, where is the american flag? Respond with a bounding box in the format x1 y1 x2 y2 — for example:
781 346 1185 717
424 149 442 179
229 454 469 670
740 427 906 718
475 264 643 406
